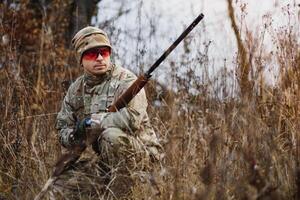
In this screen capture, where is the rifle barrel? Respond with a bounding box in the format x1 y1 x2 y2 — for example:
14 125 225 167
145 13 204 77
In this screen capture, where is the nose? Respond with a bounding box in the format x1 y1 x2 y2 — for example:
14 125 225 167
96 53 103 61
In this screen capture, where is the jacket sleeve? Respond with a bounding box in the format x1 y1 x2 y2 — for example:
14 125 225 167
56 86 77 147
94 73 148 134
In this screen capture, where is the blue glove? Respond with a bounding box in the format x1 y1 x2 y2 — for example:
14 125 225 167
77 117 91 135
67 118 92 146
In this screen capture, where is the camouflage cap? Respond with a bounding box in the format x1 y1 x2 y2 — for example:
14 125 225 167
71 26 112 62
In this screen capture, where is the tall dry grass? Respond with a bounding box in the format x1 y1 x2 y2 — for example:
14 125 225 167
0 1 299 199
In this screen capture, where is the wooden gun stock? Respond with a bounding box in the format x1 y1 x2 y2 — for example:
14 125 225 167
107 75 149 112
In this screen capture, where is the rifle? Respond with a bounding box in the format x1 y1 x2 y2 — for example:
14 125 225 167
34 13 204 200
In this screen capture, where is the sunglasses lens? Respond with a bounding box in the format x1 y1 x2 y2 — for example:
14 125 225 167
82 48 111 60
82 49 98 60
100 48 110 58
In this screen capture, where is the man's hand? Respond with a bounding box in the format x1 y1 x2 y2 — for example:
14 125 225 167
77 118 92 134
68 114 106 146
91 113 107 127
69 118 91 144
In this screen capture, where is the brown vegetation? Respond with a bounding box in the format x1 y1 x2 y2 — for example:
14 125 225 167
0 1 299 199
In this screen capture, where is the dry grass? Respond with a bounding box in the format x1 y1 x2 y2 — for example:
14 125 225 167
0 1 299 199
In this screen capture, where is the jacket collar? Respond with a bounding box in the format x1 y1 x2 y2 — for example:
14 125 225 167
83 65 114 87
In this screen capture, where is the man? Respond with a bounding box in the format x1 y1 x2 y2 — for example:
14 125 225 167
54 26 161 199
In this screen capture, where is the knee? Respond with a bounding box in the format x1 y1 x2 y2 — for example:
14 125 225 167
96 128 132 162
96 128 149 169
101 127 127 145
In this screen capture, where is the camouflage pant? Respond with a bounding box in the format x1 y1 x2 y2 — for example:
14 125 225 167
51 128 152 200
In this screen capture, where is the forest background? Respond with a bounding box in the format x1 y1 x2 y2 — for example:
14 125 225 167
0 0 299 199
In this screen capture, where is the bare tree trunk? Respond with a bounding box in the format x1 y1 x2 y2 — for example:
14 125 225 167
67 0 102 45
28 0 102 45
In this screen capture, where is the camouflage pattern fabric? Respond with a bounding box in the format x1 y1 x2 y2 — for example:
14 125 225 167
54 64 161 199
51 128 150 199
71 26 112 63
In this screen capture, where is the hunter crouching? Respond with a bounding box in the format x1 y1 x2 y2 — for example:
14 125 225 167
53 26 161 199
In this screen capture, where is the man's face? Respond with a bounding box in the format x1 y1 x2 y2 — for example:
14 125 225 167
81 47 111 76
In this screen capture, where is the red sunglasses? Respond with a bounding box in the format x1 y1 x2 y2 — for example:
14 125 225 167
82 47 111 61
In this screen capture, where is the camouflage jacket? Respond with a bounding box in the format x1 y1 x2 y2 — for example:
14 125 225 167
56 64 160 149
